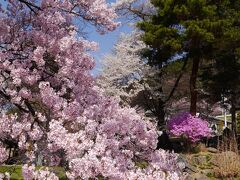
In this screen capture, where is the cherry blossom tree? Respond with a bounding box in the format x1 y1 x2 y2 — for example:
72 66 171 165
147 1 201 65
112 0 155 20
0 0 183 179
97 31 149 105
97 30 194 130
96 31 166 122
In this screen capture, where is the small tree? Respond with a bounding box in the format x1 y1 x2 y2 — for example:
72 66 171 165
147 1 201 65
97 31 148 105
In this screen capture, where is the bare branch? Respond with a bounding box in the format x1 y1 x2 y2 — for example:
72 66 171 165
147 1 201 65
18 0 41 13
164 58 188 103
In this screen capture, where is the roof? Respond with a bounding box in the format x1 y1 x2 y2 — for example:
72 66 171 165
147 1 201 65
200 113 232 123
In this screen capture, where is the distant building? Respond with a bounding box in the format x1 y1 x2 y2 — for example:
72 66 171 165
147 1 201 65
200 113 232 135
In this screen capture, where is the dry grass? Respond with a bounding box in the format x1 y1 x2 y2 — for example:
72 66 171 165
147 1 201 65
213 133 240 178
213 151 240 178
217 132 238 153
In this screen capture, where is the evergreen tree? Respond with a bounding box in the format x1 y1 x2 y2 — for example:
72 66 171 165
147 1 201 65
137 0 240 115
200 1 240 135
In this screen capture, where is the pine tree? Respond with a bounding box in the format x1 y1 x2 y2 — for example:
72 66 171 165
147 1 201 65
200 1 240 136
137 0 240 115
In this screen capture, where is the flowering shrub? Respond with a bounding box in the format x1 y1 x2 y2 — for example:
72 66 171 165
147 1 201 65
167 112 212 142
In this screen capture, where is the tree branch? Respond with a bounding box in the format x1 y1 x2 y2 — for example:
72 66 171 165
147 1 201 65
24 100 45 130
0 90 29 113
18 0 41 13
164 58 188 103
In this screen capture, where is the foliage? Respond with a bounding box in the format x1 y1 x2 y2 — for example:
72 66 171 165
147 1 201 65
137 0 240 115
97 30 192 128
0 165 67 180
0 0 183 179
167 112 212 142
199 9 240 128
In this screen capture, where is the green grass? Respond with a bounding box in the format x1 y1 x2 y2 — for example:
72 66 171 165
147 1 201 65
0 165 23 180
0 165 67 180
135 161 149 169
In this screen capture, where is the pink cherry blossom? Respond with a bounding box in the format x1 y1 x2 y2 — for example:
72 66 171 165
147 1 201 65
0 143 8 163
0 0 183 179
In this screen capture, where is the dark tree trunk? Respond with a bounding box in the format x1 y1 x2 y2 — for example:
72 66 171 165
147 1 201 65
231 93 237 138
190 57 200 115
157 130 172 150
157 99 165 129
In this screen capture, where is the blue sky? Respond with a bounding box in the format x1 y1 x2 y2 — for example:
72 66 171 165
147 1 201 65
1 0 132 74
89 0 132 74
89 23 132 75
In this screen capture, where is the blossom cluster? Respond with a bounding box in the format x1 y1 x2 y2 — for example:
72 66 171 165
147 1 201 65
0 172 10 180
167 112 212 142
22 164 59 180
0 0 183 179
0 143 8 164
97 31 148 103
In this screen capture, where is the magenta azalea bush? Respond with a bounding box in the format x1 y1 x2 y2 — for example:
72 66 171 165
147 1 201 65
167 112 212 142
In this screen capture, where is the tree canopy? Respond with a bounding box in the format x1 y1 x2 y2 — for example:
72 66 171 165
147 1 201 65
137 0 240 115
